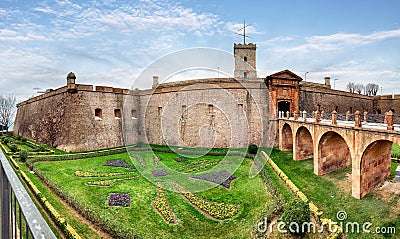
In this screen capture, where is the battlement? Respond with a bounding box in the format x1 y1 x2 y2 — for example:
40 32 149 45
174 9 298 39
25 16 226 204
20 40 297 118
233 43 257 49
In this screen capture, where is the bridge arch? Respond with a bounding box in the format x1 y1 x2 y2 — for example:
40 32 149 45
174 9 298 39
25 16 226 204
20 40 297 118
317 131 351 175
294 126 313 160
359 140 392 198
280 123 293 151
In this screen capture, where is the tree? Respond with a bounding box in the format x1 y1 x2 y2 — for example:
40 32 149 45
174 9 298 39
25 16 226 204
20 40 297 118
0 94 16 133
365 83 379 96
346 82 355 93
354 83 364 94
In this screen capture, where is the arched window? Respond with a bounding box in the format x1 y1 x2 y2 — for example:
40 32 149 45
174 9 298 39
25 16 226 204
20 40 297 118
208 104 214 115
114 109 121 119
244 56 247 62
131 109 137 119
95 108 102 120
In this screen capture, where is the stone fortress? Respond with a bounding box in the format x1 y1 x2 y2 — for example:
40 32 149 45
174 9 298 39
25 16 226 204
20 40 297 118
13 42 400 152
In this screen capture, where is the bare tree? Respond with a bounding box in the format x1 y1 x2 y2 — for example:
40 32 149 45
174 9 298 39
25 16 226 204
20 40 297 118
370 83 379 96
365 83 379 96
354 83 364 94
0 94 16 133
346 82 355 93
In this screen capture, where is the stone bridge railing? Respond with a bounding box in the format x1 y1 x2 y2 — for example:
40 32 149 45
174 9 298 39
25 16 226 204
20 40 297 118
278 110 400 132
0 150 56 238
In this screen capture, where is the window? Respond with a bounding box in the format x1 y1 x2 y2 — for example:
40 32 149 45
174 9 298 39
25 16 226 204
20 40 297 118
208 104 214 115
95 108 102 120
335 106 338 112
244 72 247 79
158 107 162 116
114 109 121 119
131 109 137 119
350 107 353 113
238 103 244 112
244 56 247 62
182 105 187 118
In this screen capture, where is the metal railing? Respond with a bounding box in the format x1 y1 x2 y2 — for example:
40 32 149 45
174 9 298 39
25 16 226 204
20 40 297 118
0 150 57 239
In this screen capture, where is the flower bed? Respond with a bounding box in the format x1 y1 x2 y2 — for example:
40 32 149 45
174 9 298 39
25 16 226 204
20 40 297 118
174 157 187 162
108 193 130 207
174 160 209 171
20 171 82 239
191 170 237 189
152 184 176 224
174 183 240 220
152 170 168 177
184 161 219 173
130 153 147 168
103 159 132 169
74 171 136 177
86 176 139 186
153 155 161 167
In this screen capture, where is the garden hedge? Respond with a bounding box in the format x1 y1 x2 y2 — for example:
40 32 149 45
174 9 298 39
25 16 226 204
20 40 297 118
261 151 342 239
20 171 82 239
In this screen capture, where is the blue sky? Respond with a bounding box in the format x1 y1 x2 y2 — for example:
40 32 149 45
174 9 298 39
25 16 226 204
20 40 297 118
1 0 400 102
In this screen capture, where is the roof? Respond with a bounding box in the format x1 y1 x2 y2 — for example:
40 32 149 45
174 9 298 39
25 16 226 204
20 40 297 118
267 69 303 81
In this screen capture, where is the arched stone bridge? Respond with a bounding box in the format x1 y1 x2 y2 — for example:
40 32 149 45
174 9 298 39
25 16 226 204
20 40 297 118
278 112 400 199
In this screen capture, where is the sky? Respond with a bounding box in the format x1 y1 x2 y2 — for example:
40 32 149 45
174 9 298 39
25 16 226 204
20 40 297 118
1 0 400 103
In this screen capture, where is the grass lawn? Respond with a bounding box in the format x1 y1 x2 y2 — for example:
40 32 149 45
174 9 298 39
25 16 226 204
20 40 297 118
33 151 273 239
16 161 104 239
270 149 400 239
392 143 400 157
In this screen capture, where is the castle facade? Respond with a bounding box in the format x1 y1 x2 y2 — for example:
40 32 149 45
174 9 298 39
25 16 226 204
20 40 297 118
13 43 400 151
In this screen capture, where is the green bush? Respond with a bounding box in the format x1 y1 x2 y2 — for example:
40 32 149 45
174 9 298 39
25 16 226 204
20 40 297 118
247 144 258 155
16 135 23 141
38 144 47 152
20 150 29 162
21 137 27 143
9 144 19 153
2 137 10 145
135 141 145 148
282 198 310 235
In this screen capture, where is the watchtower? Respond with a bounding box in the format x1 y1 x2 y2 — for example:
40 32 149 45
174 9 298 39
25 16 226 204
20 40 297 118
234 43 257 79
67 72 77 92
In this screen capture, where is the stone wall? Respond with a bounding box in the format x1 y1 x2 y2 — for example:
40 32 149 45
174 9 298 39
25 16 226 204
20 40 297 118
14 85 140 152
375 94 400 114
299 84 375 114
137 78 273 148
13 87 69 148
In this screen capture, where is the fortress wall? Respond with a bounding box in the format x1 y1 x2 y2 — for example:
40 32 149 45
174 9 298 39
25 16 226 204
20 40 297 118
13 90 69 147
138 79 271 148
299 86 375 114
14 84 141 152
58 90 140 152
375 95 400 114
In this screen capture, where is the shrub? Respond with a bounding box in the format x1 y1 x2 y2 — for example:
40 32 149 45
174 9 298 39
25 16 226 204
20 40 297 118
21 137 27 143
16 135 23 141
282 198 310 235
38 144 47 152
20 150 28 162
247 144 258 154
135 141 145 148
9 144 19 153
2 137 10 145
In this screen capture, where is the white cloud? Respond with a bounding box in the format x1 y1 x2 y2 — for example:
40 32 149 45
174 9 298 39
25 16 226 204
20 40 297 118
278 29 400 53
